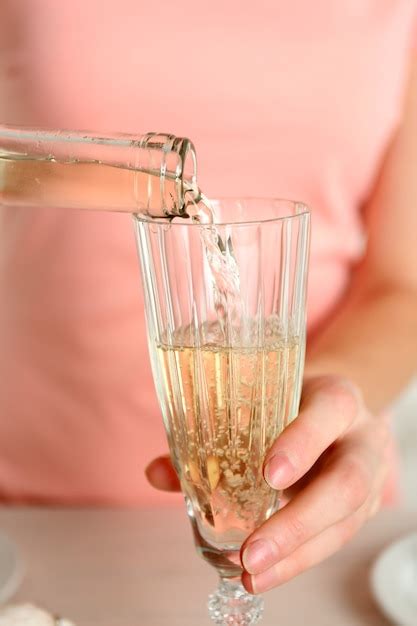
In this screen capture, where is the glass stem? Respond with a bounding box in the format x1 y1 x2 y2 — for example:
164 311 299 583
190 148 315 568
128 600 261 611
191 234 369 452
207 576 264 625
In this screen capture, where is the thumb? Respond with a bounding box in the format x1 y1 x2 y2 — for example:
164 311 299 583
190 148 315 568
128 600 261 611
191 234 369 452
145 455 181 492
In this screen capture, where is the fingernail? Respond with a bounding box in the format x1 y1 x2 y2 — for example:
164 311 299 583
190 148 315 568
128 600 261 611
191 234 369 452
242 538 279 575
250 565 280 594
242 572 256 594
264 452 295 489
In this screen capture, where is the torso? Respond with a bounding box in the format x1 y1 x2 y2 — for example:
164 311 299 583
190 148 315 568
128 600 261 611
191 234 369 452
0 0 415 505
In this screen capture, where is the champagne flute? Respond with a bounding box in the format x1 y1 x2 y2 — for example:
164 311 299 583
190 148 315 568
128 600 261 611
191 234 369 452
134 198 310 625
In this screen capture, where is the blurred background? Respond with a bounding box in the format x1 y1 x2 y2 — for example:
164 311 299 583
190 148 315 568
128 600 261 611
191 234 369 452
394 379 417 510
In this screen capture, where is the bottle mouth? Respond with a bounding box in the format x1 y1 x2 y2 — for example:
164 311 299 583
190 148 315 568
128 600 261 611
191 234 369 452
177 137 200 216
137 133 200 219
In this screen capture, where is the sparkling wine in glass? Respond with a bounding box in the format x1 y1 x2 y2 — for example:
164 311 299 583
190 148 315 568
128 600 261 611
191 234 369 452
134 198 310 625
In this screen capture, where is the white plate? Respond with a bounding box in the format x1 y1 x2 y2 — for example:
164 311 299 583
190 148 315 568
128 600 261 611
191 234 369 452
0 532 24 603
371 532 417 626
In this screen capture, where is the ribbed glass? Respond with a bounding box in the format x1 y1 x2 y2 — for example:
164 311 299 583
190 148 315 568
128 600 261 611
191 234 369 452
134 198 310 625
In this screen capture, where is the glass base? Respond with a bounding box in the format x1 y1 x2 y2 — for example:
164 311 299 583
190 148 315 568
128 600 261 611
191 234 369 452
208 579 264 625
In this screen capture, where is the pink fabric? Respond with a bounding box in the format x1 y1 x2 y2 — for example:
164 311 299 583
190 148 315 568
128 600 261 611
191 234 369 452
0 1 416 505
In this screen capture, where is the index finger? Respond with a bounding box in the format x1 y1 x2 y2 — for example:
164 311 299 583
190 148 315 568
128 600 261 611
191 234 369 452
263 376 361 490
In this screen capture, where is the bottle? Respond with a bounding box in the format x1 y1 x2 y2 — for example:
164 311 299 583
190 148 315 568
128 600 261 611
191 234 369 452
0 125 200 218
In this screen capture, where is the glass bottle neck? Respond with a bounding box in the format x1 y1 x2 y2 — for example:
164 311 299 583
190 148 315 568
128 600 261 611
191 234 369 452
0 125 200 217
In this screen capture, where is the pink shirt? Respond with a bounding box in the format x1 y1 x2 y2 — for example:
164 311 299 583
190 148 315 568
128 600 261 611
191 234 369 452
0 1 416 506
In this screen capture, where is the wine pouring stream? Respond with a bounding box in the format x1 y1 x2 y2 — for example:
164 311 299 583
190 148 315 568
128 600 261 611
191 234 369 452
0 125 310 626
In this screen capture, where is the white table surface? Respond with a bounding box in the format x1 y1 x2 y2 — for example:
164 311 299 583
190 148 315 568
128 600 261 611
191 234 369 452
0 506 415 626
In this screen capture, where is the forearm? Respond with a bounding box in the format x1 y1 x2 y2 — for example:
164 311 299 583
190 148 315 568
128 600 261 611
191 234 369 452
305 283 417 413
306 52 417 414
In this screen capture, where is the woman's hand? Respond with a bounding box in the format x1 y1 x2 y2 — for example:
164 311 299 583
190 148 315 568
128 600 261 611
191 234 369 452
239 375 390 593
146 375 391 593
